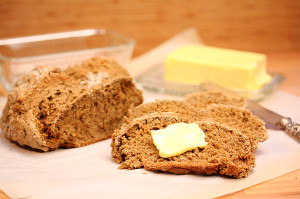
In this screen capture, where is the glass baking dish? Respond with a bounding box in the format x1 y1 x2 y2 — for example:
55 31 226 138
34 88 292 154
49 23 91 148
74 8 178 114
0 29 135 94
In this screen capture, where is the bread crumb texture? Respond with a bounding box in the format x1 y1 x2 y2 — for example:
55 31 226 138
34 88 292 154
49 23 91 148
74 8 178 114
111 91 268 178
0 57 143 151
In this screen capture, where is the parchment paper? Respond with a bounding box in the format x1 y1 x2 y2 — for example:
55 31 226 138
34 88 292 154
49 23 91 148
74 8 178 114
0 28 299 199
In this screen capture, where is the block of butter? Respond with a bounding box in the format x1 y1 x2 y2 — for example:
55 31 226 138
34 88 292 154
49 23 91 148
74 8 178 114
164 45 272 91
151 123 207 158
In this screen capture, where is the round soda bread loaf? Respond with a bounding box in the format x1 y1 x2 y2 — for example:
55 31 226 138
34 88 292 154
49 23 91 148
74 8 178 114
111 113 255 178
125 96 267 150
0 57 143 151
184 91 247 110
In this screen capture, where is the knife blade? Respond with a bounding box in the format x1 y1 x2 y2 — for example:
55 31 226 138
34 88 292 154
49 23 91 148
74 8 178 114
200 82 300 141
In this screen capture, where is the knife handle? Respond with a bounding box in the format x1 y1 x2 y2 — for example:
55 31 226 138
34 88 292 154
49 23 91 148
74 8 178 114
278 117 300 138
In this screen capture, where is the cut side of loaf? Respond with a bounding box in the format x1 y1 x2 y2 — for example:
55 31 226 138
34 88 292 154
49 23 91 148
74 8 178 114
111 113 255 178
184 91 247 110
0 57 143 151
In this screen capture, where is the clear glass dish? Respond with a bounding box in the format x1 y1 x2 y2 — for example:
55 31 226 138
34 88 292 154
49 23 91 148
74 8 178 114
0 29 135 93
136 64 285 101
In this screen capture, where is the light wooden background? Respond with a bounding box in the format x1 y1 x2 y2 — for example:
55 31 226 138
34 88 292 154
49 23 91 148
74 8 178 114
0 0 300 57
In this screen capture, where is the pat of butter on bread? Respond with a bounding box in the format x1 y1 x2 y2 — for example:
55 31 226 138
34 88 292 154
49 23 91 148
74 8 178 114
151 123 207 158
164 45 271 91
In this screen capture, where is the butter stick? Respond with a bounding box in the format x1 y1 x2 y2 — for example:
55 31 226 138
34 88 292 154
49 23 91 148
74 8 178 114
164 45 271 91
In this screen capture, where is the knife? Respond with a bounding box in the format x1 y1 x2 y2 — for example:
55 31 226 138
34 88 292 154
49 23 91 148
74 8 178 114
201 82 300 141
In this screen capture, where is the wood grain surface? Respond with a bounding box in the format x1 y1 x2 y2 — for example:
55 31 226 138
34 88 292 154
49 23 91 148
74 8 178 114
0 190 9 199
1 0 300 57
218 169 300 199
0 0 299 198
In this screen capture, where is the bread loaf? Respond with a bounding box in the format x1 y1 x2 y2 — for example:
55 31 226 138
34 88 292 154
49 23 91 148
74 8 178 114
0 57 143 151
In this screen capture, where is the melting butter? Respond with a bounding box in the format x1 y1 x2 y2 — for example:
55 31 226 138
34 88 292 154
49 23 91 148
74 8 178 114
151 123 207 158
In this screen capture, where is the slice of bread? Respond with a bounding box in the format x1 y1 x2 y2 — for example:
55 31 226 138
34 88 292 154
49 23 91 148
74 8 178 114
184 91 247 110
0 57 143 151
126 99 201 123
111 113 255 178
198 104 268 150
126 99 267 150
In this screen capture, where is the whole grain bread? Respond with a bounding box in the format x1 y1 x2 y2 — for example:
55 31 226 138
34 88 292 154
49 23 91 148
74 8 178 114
184 91 247 110
198 104 268 150
111 113 255 178
0 57 143 151
126 99 201 123
126 98 267 150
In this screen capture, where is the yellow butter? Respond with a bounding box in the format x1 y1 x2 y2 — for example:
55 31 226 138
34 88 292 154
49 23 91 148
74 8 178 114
164 45 272 91
151 123 207 158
